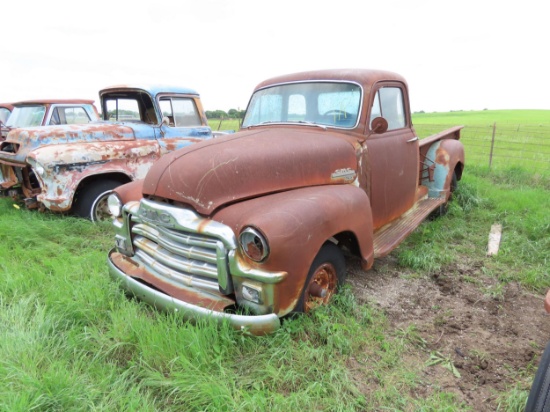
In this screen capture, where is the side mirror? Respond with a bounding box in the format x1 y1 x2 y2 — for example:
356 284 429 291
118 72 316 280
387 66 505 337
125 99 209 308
371 117 388 134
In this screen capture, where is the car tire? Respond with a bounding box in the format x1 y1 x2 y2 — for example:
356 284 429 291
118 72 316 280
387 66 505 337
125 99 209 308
295 243 346 313
526 340 550 412
73 180 122 222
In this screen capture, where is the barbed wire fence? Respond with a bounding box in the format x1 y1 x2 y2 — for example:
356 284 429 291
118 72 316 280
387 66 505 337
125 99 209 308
415 123 550 174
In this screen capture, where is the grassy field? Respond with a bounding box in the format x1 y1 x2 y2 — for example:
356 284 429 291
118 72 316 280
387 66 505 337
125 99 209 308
1 110 549 410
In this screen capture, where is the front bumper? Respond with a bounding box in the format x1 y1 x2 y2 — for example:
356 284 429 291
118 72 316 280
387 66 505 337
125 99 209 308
108 249 281 335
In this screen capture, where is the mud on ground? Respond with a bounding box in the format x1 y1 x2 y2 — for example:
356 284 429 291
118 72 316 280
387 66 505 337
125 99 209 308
347 254 549 411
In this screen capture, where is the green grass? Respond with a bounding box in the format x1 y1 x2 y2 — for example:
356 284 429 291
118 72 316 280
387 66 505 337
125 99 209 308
413 109 550 125
0 199 473 411
2 109 549 410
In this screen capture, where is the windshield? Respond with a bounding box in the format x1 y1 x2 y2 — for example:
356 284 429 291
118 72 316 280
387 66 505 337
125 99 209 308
6 105 46 127
242 81 361 128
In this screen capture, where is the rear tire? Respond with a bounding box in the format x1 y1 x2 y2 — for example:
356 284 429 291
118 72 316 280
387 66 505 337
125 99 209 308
296 243 346 313
73 180 122 222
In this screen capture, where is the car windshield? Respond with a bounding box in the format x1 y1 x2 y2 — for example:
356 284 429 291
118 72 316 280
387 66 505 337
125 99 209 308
242 81 361 129
6 105 46 127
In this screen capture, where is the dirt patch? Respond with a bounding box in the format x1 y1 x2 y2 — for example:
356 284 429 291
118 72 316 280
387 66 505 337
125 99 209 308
347 253 550 411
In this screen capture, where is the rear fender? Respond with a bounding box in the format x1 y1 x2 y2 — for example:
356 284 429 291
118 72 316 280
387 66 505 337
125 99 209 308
212 184 374 316
421 139 465 200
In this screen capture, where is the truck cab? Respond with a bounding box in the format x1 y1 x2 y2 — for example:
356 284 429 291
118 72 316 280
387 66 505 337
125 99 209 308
107 69 465 334
0 99 98 140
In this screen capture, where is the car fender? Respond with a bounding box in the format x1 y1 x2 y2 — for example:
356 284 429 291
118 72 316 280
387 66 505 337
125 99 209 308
27 141 159 211
212 184 374 315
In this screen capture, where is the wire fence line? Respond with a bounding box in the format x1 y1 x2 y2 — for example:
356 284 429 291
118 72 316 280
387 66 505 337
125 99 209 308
414 123 550 173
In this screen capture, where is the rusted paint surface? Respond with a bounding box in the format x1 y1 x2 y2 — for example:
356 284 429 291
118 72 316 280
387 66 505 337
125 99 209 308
545 290 550 313
112 179 144 205
143 128 359 215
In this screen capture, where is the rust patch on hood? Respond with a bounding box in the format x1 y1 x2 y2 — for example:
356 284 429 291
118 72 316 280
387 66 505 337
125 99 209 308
143 127 358 214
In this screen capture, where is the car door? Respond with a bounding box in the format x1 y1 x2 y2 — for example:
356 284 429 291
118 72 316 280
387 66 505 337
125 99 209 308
362 82 419 230
157 96 212 156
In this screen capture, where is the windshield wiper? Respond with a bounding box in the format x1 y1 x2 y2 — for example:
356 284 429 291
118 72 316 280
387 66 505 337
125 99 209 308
295 120 327 130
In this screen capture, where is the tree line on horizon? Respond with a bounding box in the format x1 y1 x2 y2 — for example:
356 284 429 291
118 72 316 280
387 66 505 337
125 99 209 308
205 109 246 119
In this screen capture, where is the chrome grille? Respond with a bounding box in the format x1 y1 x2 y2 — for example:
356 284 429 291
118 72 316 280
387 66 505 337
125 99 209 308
131 221 228 294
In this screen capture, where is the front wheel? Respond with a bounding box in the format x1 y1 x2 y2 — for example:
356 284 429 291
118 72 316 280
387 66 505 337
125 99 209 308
73 180 123 222
296 243 346 313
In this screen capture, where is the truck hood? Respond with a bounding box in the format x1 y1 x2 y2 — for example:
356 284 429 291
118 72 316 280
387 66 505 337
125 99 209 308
0 122 143 164
143 127 359 215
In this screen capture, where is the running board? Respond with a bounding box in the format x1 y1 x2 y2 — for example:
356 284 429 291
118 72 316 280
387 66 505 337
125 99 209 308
373 198 445 258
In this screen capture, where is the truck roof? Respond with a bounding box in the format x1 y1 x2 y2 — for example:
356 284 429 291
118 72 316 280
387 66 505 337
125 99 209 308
11 99 95 106
99 84 200 98
254 68 407 90
0 103 14 110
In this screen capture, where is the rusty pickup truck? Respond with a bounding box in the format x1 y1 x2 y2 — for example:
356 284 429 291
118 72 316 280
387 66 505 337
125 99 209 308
0 99 99 141
0 85 213 220
107 69 465 335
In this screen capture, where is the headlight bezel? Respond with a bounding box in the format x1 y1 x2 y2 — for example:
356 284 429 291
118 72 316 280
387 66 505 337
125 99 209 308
107 193 123 218
239 226 269 262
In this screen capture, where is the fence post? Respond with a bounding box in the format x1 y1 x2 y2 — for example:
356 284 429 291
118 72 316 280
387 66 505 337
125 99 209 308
489 122 496 169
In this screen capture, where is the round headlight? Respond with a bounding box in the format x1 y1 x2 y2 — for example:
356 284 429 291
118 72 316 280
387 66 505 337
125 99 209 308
239 227 269 262
35 165 45 176
107 193 123 218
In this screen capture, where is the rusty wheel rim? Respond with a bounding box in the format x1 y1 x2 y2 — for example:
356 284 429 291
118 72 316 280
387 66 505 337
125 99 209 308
304 262 338 313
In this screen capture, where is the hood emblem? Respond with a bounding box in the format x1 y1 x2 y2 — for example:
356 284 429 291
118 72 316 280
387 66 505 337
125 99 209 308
331 168 356 181
140 207 176 228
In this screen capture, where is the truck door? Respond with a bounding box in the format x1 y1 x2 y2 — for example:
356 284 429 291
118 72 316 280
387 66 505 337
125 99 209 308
363 83 419 230
157 97 212 156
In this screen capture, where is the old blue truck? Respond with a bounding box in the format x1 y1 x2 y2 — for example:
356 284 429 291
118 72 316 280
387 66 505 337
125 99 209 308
0 85 215 220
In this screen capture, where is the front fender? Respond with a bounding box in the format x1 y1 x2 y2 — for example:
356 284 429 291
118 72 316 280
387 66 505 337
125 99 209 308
212 184 374 315
27 141 159 211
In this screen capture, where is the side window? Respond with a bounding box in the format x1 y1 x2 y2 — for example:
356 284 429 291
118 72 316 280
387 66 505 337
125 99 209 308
105 99 141 121
50 107 91 125
50 107 62 125
160 97 201 127
63 107 91 124
370 87 406 131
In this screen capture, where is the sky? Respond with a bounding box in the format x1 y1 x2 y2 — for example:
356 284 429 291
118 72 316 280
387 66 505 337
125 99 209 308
1 0 548 114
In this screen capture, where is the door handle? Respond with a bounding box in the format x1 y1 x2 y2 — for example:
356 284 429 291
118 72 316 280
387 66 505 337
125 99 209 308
407 136 419 143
